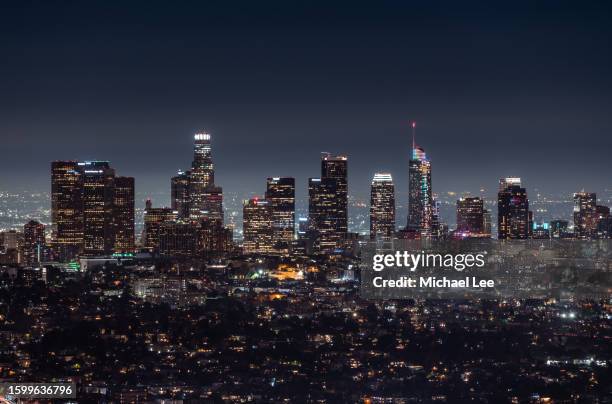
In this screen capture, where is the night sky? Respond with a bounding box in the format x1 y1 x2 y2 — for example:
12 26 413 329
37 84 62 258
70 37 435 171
1 1 611 208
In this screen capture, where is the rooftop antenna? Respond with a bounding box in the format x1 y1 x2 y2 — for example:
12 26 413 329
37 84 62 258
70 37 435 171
411 121 416 151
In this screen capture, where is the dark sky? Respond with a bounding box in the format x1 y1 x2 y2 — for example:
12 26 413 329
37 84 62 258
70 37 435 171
1 0 611 207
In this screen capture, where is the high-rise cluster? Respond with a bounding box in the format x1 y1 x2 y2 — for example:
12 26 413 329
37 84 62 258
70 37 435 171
308 154 348 252
170 133 223 221
51 161 135 259
242 177 295 254
573 192 611 239
144 133 233 258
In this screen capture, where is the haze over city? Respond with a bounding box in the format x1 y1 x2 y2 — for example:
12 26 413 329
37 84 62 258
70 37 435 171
1 1 611 205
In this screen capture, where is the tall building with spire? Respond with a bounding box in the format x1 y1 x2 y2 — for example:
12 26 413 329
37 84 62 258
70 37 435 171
407 122 434 238
370 173 395 240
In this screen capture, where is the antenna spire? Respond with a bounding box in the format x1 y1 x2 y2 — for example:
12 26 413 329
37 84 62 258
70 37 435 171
411 121 416 151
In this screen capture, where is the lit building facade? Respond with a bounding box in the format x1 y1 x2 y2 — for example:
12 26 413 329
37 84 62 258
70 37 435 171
51 161 84 259
144 200 178 253
81 161 116 256
171 170 191 219
573 192 597 239
243 198 273 254
189 133 215 218
266 177 295 248
498 178 529 239
456 197 484 237
407 144 433 238
113 176 135 253
369 173 395 240
23 220 46 266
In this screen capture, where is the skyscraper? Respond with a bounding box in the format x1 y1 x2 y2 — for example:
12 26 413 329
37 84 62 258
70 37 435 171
370 173 395 240
407 125 433 238
498 178 529 239
52 160 134 259
308 177 341 252
23 220 45 266
242 197 273 254
189 133 215 218
321 153 348 238
144 200 178 253
81 161 115 256
51 161 83 259
266 177 295 248
171 170 191 219
456 197 484 236
573 192 597 239
113 176 135 253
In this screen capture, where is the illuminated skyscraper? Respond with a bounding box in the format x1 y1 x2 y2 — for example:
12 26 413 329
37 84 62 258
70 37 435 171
308 177 341 252
407 124 433 238
573 192 597 239
113 176 135 253
266 177 295 247
189 133 215 218
321 153 348 238
23 220 45 266
242 197 273 254
498 178 529 239
369 173 395 240
81 161 115 256
456 197 484 236
143 200 178 253
171 170 191 219
51 161 84 259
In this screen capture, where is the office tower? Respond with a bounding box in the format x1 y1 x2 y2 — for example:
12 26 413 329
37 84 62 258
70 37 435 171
498 178 529 239
144 201 178 253
456 197 484 236
202 185 224 222
266 177 296 247
198 217 234 256
370 173 395 240
482 209 492 237
189 133 215 218
307 153 348 252
81 161 115 256
113 176 135 253
308 177 341 252
242 197 273 254
573 192 597 239
320 153 348 237
51 161 84 259
407 127 433 238
171 170 191 218
159 221 198 258
23 220 45 266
